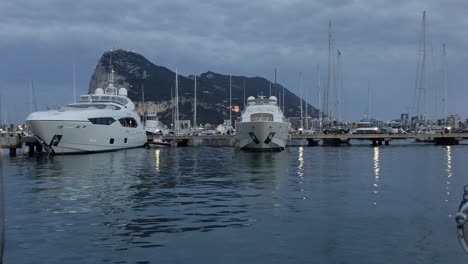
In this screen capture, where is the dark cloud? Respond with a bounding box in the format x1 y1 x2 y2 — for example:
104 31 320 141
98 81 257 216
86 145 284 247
0 0 467 123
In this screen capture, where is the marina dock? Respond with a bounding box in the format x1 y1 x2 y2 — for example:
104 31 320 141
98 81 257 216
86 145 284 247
3 132 468 156
157 132 468 147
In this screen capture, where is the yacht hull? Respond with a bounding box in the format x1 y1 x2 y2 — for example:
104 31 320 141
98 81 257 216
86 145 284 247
236 121 290 151
26 120 147 154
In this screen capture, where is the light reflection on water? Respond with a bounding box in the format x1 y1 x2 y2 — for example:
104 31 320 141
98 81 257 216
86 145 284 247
2 145 468 263
445 146 452 202
445 146 454 219
373 147 380 205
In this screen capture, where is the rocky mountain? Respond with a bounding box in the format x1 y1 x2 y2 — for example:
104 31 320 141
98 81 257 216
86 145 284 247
89 49 318 126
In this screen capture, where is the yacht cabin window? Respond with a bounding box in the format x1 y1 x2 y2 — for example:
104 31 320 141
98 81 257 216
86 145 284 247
251 113 274 122
79 95 128 106
69 104 121 110
119 117 138 128
88 117 116 125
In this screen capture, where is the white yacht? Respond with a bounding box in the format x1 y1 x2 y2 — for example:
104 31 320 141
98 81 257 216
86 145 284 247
235 96 290 151
26 71 147 154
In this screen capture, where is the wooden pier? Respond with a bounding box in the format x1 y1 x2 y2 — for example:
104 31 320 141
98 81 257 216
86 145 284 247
290 132 468 146
159 132 468 147
2 132 468 156
0 133 42 156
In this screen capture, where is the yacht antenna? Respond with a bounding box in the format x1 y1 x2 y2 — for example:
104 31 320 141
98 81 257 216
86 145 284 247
105 50 117 95
109 51 114 85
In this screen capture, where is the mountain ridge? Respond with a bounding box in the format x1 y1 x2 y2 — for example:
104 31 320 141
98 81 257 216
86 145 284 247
88 49 318 126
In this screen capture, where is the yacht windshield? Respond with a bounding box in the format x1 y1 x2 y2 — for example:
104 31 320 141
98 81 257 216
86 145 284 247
67 104 121 110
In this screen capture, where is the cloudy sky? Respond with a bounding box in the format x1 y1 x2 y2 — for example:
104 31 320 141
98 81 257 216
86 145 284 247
1 0 467 123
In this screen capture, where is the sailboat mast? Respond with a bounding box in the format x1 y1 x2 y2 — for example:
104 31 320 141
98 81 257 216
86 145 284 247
29 77 32 114
229 74 232 126
442 43 447 125
243 79 246 109
327 21 333 124
171 85 174 130
423 11 428 126
299 72 303 129
175 68 179 133
194 74 197 128
73 62 76 103
274 68 277 97
269 82 272 97
33 80 37 111
337 50 342 123
416 11 427 120
305 79 308 130
141 84 145 124
318 64 322 133
367 81 371 122
282 81 285 112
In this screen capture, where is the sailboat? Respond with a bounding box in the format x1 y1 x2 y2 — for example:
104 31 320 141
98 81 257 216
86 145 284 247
322 21 350 145
414 11 436 142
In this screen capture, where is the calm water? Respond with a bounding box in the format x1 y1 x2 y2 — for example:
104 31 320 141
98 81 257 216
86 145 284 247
1 143 467 263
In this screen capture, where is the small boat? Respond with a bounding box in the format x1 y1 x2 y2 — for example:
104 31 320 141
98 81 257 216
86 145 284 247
149 136 174 147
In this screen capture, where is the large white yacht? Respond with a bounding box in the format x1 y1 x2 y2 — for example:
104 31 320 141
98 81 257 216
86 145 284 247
26 71 147 154
235 96 290 151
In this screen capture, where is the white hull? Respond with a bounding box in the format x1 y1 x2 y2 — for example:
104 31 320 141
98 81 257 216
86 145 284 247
26 120 147 154
236 121 290 151
145 120 168 135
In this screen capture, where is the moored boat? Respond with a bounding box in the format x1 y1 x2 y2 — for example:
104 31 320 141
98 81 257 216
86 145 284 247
235 96 290 151
26 68 147 154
